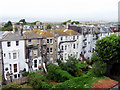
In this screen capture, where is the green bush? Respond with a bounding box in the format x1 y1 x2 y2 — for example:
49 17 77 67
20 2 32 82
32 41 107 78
22 72 29 77
28 72 51 89
47 64 73 82
91 61 107 77
59 56 79 76
86 60 93 65
2 83 21 90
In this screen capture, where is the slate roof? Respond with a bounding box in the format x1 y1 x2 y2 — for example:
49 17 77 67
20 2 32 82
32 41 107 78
2 31 42 41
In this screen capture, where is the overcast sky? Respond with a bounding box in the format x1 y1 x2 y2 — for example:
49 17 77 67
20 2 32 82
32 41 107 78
0 0 119 22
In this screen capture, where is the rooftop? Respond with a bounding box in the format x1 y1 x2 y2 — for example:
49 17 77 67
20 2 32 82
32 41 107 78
92 78 118 89
55 29 78 36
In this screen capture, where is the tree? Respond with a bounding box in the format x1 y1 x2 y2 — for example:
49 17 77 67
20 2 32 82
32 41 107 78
47 24 51 29
58 56 80 76
32 21 42 25
94 34 120 75
16 19 27 25
61 20 71 25
71 21 79 25
2 21 13 31
95 34 120 63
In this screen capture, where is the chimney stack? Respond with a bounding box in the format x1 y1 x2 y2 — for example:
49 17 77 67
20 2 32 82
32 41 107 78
13 24 16 33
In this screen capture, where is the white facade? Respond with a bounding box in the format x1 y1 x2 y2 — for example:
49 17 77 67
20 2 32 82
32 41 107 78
57 35 82 62
2 40 28 80
83 32 115 60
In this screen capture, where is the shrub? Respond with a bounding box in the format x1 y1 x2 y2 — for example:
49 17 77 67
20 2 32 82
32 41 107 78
22 72 29 77
86 60 93 65
47 64 73 82
59 56 79 76
28 72 51 89
2 83 21 90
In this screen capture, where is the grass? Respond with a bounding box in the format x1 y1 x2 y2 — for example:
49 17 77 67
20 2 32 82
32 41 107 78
53 73 107 88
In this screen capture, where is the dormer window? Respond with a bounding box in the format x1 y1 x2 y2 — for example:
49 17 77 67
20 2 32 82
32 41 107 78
7 42 11 47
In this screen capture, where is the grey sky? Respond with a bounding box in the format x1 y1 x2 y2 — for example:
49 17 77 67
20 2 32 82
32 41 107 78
0 0 119 22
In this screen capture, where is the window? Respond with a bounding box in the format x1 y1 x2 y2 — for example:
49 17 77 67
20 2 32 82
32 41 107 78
4 53 5 57
18 74 20 78
33 50 38 56
50 48 53 52
50 48 53 53
50 39 53 44
30 50 32 56
7 42 11 47
66 36 67 40
50 56 53 63
14 74 17 79
77 36 79 39
34 60 37 68
73 44 75 49
16 41 19 46
73 36 75 40
10 64 12 71
9 53 11 59
47 39 49 43
61 46 64 50
76 52 78 58
37 40 39 44
47 48 49 53
28 39 31 45
61 37 63 41
13 53 17 59
65 45 67 50
77 43 78 48
14 64 17 73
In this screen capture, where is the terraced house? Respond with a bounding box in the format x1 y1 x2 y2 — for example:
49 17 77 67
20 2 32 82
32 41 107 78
33 30 57 64
55 29 83 62
1 23 45 80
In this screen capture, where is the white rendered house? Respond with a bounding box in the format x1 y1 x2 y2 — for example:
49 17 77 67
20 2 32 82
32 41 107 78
2 35 28 80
